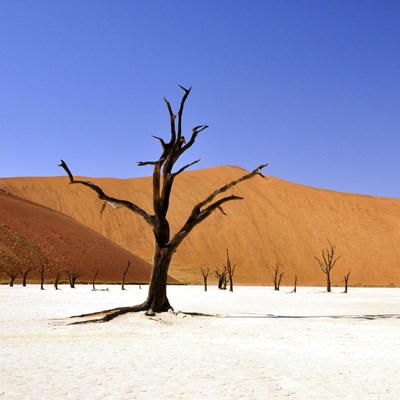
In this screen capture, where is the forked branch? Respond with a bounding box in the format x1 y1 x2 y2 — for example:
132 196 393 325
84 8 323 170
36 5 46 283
196 164 267 211
170 164 267 248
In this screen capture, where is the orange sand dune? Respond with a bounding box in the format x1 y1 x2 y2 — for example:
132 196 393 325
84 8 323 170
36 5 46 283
1 166 400 286
0 191 174 284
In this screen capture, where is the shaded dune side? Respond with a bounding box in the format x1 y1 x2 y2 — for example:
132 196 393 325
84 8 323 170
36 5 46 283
1 166 400 286
0 191 177 284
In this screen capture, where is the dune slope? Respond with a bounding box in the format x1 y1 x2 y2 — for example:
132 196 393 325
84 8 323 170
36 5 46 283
0 191 172 284
1 166 400 286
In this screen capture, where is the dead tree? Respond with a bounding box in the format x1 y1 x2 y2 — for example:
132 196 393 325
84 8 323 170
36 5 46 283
121 260 131 290
59 86 266 321
200 267 209 292
225 249 236 292
290 275 298 293
314 240 341 292
65 268 81 289
272 260 284 291
215 267 228 290
5 267 19 287
343 269 351 293
21 267 34 287
39 263 46 290
54 268 63 290
92 269 99 291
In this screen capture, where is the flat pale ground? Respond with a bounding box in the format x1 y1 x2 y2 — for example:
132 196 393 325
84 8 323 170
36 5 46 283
1 285 399 399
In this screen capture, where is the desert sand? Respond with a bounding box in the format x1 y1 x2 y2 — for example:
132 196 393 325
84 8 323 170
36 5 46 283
1 166 400 286
0 191 177 284
0 284 399 399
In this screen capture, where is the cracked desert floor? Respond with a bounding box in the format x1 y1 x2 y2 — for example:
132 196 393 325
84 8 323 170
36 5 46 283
1 285 399 399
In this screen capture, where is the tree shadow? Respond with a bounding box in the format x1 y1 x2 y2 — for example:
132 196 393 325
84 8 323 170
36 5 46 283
183 312 400 321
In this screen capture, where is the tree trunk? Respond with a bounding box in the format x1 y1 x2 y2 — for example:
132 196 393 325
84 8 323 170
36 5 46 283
344 275 349 293
291 275 297 293
92 270 99 291
22 271 31 287
143 245 173 314
343 270 351 293
40 264 45 290
203 276 208 292
326 273 331 292
54 270 61 290
229 275 233 292
121 261 131 290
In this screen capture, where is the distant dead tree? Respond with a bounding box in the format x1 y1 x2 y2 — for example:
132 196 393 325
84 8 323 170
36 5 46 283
121 260 131 290
200 267 209 292
314 240 341 292
5 267 19 287
215 267 228 290
59 86 266 321
290 275 298 293
54 267 63 290
92 269 99 291
21 267 34 287
343 269 352 293
66 268 81 289
272 260 284 291
0 226 46 284
39 263 46 290
225 249 236 292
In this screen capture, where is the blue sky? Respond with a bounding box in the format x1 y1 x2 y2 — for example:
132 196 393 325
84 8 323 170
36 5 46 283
1 1 399 197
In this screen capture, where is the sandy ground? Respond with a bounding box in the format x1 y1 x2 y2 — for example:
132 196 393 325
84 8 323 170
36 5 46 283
1 285 399 399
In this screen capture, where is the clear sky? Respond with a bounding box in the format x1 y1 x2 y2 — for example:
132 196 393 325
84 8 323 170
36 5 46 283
1 1 399 197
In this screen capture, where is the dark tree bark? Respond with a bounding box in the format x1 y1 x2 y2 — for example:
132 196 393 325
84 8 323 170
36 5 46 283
92 269 99 291
22 267 34 287
200 267 209 292
66 268 81 289
343 269 351 293
59 86 267 322
121 261 131 290
215 267 228 290
314 240 341 292
290 275 297 293
39 263 45 290
54 268 63 290
5 268 19 287
272 260 284 291
225 249 236 292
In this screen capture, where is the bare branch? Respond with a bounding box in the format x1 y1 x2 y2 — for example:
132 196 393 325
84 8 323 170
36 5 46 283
196 164 268 211
177 85 192 143
168 165 267 248
170 195 243 249
58 160 74 183
58 160 154 226
100 202 107 216
138 161 158 166
200 267 209 278
178 124 209 156
163 97 176 144
198 195 243 219
152 135 167 151
172 159 201 177
217 206 227 216
331 255 342 268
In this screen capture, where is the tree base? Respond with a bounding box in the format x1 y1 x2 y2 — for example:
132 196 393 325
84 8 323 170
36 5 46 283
69 298 173 324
